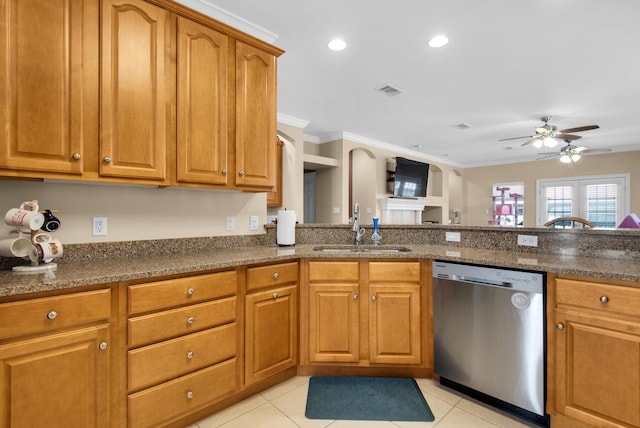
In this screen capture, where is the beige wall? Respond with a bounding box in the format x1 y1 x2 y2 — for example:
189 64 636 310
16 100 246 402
464 151 640 226
272 122 305 218
0 180 267 244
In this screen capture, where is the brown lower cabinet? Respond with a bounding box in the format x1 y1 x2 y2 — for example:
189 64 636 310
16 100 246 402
550 276 640 428
0 289 112 428
301 259 431 375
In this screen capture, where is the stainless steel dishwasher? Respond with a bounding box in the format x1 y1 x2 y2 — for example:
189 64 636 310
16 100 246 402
432 261 548 427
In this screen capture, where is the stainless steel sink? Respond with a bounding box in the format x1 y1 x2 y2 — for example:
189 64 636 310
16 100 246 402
312 245 411 253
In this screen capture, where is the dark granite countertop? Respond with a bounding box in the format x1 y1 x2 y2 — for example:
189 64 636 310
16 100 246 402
1 244 638 298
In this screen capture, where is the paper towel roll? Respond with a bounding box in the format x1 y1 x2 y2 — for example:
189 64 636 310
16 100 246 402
277 210 296 246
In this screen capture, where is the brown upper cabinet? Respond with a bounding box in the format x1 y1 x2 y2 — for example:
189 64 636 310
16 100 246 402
0 0 96 175
0 0 283 191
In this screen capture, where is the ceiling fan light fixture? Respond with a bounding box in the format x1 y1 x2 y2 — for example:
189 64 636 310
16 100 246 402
559 154 572 163
543 136 558 148
532 139 543 149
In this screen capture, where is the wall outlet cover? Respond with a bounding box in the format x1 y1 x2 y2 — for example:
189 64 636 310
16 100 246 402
250 215 259 230
445 231 461 242
517 234 538 247
226 216 235 231
92 217 107 236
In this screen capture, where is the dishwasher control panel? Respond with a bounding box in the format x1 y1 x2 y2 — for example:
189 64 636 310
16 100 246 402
432 261 544 293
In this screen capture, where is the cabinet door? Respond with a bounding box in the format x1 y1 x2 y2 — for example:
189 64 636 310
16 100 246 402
176 17 229 185
0 0 91 174
245 285 297 385
235 41 276 189
100 0 169 181
0 325 110 428
554 309 640 427
309 283 360 363
369 284 421 365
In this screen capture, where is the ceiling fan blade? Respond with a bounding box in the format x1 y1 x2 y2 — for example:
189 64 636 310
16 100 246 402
553 133 582 141
536 153 560 160
498 135 534 142
579 148 612 155
558 124 599 134
521 137 541 147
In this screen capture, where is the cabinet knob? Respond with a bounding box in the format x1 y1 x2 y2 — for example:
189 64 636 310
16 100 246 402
222 168 227 175
187 317 194 325
72 153 81 160
371 295 377 302
187 287 195 296
47 310 58 320
186 351 194 359
186 390 194 400
272 292 278 299
273 272 279 279
556 322 565 330
600 295 609 304
99 341 108 351
103 156 112 163
239 170 245 177
353 294 358 300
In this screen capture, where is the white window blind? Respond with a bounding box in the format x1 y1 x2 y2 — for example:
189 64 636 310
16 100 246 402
537 174 629 228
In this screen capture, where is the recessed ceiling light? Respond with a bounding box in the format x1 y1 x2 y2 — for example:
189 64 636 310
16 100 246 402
428 35 449 48
328 38 347 51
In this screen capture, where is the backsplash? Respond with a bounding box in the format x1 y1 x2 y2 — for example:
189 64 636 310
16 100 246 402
265 224 640 260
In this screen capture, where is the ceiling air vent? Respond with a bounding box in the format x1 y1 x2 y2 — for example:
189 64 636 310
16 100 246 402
375 84 403 97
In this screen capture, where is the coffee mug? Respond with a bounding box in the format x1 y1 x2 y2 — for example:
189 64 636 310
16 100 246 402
0 237 37 258
41 210 61 232
5 202 45 232
33 233 64 263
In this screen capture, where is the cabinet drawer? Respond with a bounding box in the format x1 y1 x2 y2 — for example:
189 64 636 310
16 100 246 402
369 261 421 282
556 278 640 318
129 322 236 390
129 358 237 428
128 270 237 315
247 262 298 291
0 289 111 340
128 296 236 347
308 261 359 282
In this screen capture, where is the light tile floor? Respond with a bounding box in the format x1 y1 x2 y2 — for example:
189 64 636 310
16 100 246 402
189 376 539 428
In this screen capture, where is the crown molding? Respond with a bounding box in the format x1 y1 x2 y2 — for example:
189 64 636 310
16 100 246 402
174 0 278 43
277 113 310 129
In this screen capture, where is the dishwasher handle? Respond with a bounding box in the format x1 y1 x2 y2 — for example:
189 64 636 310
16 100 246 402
450 274 513 288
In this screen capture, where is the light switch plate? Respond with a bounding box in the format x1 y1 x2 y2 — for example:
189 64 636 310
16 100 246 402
250 215 259 230
445 231 461 242
517 234 538 247
226 216 235 231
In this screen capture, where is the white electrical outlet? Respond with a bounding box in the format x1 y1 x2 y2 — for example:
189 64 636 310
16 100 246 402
226 216 235 231
517 234 538 247
445 231 461 242
250 215 259 230
93 217 107 236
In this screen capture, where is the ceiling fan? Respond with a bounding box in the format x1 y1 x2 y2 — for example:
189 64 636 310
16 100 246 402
499 116 600 148
537 140 612 163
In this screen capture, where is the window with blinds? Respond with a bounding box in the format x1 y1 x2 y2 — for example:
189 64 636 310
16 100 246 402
537 174 629 228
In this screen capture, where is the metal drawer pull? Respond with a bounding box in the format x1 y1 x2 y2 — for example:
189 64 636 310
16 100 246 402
239 170 245 177
371 295 377 302
187 287 195 295
222 169 227 175
103 156 112 163
599 295 609 303
186 390 194 399
273 272 279 279
556 323 565 330
187 351 194 359
47 311 58 320
72 153 81 160
272 292 278 299
353 294 358 300
187 317 194 325
99 341 108 351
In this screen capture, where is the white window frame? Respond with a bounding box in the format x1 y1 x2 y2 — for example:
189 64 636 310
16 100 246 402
536 173 630 227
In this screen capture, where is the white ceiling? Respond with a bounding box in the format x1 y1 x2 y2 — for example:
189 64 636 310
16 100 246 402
182 0 640 167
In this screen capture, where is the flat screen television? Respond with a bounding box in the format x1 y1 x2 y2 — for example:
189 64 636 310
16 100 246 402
392 157 429 198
